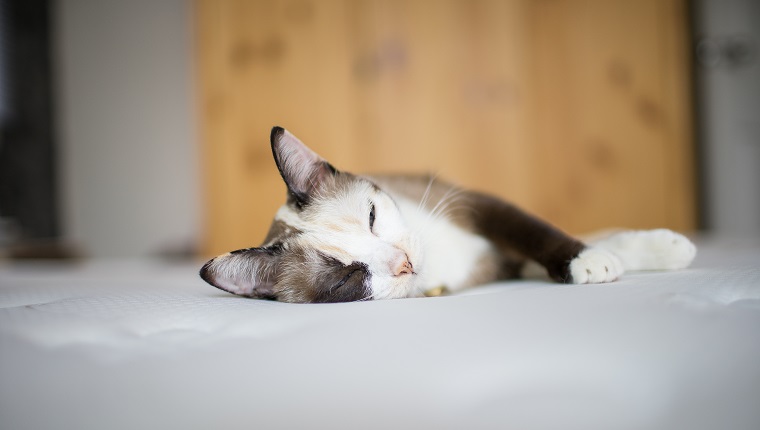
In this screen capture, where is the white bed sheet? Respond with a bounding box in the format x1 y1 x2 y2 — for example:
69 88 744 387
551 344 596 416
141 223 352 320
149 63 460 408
1 236 759 430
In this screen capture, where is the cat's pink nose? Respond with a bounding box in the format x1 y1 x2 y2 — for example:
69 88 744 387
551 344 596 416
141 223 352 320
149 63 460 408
393 256 414 276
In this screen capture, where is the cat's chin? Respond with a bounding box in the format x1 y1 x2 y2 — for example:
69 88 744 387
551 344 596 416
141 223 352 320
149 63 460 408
369 274 420 300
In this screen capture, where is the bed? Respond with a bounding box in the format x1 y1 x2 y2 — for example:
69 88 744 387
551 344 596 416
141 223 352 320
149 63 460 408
1 236 759 430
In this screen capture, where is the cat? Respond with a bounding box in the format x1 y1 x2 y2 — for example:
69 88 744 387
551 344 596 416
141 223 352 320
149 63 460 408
200 127 696 303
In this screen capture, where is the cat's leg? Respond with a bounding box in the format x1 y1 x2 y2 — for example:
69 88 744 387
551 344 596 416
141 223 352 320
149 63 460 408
589 229 696 271
463 190 623 284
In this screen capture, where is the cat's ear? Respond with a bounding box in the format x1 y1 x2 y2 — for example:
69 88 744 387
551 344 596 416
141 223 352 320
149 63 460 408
270 126 337 207
199 246 282 300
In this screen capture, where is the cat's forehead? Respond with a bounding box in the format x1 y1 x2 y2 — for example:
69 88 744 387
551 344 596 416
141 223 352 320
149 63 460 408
307 178 379 216
270 175 377 234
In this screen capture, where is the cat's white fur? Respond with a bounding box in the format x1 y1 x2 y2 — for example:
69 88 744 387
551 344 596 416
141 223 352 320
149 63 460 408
568 248 625 284
590 229 697 271
273 176 506 298
524 230 697 283
203 129 697 301
273 171 696 299
394 195 497 294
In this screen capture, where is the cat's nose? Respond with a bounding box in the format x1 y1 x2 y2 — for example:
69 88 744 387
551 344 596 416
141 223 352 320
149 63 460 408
392 254 414 276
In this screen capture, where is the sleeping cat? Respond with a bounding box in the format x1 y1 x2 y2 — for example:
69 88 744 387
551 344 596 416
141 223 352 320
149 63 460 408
200 127 696 303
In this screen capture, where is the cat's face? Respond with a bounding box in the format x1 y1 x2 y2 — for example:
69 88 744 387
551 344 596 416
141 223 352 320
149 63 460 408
200 127 423 303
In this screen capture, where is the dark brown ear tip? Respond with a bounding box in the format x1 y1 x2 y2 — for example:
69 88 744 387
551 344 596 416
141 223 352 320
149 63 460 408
199 259 216 286
270 126 285 144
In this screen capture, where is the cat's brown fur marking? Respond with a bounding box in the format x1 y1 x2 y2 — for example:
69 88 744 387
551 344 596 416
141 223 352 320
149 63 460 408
276 249 371 303
461 190 585 283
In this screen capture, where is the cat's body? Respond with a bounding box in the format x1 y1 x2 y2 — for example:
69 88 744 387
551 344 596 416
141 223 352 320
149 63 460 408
200 127 696 303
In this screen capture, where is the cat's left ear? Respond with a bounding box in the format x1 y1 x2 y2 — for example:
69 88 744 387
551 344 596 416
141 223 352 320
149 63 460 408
270 126 337 207
199 246 283 300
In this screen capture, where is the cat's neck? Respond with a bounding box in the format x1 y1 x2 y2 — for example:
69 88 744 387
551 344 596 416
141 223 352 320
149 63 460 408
387 186 501 294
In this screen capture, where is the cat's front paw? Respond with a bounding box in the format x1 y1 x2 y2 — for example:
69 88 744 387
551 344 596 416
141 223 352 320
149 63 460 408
568 247 624 284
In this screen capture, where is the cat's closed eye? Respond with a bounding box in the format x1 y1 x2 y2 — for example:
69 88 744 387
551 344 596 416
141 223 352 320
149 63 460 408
369 203 376 232
334 268 361 291
313 260 370 303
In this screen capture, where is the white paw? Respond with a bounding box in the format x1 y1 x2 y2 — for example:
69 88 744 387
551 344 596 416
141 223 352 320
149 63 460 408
569 247 625 284
592 229 696 271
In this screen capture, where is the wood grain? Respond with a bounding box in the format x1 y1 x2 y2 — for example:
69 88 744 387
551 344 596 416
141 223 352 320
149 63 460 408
196 0 696 256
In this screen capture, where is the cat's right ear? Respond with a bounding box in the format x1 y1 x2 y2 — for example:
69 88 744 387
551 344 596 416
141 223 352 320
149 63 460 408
270 126 337 208
199 247 282 300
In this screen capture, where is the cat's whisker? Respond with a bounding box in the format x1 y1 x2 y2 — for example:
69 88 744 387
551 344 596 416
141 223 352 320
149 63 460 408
436 189 465 217
436 202 478 223
431 206 466 225
418 197 450 237
419 188 466 234
428 187 456 218
417 175 437 214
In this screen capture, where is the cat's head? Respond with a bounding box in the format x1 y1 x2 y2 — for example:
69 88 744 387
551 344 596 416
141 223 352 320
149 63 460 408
200 127 423 303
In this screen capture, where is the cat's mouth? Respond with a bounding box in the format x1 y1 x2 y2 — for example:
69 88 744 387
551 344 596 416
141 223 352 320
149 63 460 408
394 258 416 276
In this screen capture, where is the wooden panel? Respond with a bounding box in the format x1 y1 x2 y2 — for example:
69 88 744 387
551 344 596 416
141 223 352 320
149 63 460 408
196 0 696 256
197 0 358 254
526 0 696 232
348 0 533 202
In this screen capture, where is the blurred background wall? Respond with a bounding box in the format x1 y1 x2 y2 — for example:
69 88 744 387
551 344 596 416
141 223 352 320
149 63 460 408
693 0 760 237
0 0 757 259
54 0 199 257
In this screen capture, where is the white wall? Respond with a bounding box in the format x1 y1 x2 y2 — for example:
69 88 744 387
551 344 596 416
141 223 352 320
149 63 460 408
54 0 200 257
694 0 760 235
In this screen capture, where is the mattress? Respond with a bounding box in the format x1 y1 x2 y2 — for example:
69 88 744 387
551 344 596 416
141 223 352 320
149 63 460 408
1 236 759 430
